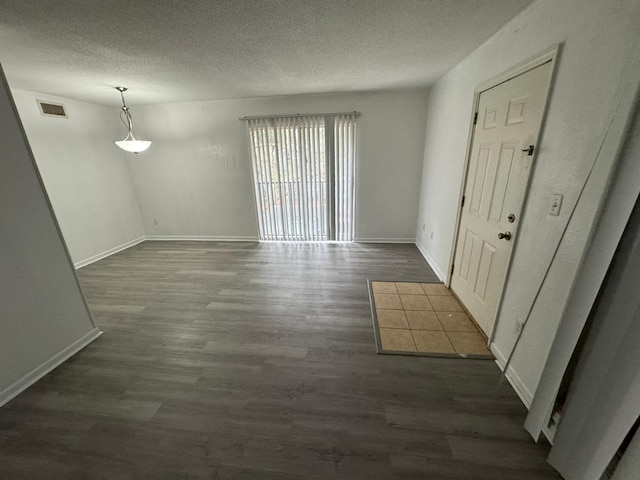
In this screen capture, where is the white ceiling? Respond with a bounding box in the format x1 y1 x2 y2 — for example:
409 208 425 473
0 0 534 106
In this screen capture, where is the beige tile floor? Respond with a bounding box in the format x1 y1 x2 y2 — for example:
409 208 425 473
371 281 492 357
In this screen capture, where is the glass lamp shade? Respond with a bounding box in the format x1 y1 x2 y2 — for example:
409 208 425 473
114 90 151 154
114 139 152 154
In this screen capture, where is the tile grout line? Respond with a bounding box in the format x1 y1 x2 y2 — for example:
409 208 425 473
442 328 462 355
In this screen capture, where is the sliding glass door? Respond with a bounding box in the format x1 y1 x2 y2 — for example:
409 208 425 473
247 114 356 242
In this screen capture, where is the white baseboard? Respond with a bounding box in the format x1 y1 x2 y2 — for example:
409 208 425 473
77 235 430 270
0 328 102 408
415 241 446 282
74 236 145 269
145 235 259 242
354 238 416 243
491 342 534 408
542 423 556 445
73 236 419 269
491 343 556 444
74 235 259 269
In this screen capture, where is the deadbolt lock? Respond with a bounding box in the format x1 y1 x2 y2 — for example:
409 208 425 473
522 145 535 156
498 231 512 241
508 214 516 223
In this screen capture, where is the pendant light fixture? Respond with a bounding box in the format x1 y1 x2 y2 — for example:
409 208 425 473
114 87 151 154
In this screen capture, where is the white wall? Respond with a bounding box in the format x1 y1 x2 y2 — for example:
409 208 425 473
547 186 640 479
612 428 640 480
0 67 99 406
11 89 145 266
415 0 640 400
129 89 429 241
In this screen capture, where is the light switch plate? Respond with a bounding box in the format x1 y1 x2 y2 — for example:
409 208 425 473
548 194 563 216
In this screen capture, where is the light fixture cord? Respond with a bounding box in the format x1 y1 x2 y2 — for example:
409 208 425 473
118 89 136 137
121 107 134 133
119 109 130 130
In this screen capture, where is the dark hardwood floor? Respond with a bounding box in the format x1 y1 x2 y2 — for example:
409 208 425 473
0 241 560 479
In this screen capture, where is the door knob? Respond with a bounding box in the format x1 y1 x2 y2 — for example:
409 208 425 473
498 231 512 241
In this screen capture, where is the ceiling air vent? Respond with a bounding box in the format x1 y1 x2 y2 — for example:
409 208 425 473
37 100 67 118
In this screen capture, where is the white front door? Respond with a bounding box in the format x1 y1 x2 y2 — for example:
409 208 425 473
450 61 553 337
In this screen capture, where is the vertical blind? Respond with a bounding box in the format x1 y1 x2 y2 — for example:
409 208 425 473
334 114 356 242
247 114 356 242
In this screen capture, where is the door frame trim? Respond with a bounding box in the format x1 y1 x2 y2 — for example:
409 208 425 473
446 44 560 342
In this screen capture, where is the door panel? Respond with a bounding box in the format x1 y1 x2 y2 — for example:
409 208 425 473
489 143 517 224
476 241 496 300
459 229 476 281
470 144 492 216
451 61 553 337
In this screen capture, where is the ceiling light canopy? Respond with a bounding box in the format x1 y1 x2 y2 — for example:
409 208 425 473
114 87 151 154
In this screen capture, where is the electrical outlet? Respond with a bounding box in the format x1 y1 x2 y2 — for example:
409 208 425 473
548 194 563 216
153 218 159 225
422 223 426 232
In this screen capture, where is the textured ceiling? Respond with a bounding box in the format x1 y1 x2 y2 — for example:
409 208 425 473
0 0 534 105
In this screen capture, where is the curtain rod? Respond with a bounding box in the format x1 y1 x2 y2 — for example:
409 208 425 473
239 111 361 121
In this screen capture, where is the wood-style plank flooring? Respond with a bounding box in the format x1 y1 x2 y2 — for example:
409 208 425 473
0 241 560 479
